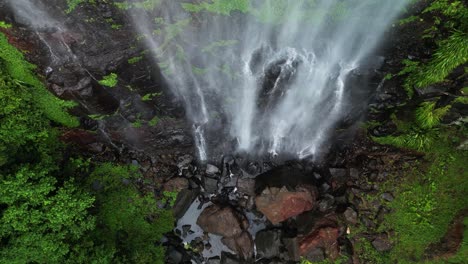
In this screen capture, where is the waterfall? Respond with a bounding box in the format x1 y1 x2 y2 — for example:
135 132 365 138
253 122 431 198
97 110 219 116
130 0 409 160
6 0 410 161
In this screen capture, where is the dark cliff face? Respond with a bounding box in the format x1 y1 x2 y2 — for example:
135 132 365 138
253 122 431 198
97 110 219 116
1 0 194 156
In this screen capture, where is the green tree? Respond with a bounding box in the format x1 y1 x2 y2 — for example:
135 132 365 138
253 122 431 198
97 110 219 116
0 62 95 263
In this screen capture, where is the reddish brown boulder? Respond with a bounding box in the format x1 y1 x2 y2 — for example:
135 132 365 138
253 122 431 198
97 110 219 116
196 204 245 237
299 227 340 260
221 231 254 260
255 185 317 224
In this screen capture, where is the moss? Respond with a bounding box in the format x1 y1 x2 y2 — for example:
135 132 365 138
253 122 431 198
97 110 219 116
114 0 161 11
0 21 12 29
141 92 162 102
182 0 249 15
0 33 78 127
127 56 143 64
373 126 468 262
66 0 95 14
353 238 390 264
98 73 118 87
148 116 159 127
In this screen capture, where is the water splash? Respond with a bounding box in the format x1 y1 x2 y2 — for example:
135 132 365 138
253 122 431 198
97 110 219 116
130 0 409 160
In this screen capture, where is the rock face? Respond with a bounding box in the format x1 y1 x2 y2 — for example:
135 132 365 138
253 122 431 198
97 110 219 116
255 185 318 224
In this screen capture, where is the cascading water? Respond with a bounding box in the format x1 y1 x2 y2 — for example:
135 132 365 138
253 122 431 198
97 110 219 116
131 0 409 160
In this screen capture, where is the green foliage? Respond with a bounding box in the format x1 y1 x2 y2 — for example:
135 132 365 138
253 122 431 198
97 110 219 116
373 101 451 151
454 95 468 104
400 0 468 96
399 15 420 25
98 73 118 87
374 129 436 151
415 101 451 129
423 0 468 32
300 256 349 264
111 24 122 30
148 116 159 126
66 0 95 14
88 163 174 263
407 32 468 89
141 92 162 101
114 0 161 10
0 21 12 28
353 238 389 264
0 33 78 127
128 56 143 64
88 113 110 120
182 0 249 15
384 132 467 262
0 62 95 263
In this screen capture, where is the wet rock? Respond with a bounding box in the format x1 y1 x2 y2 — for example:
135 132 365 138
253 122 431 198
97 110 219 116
415 85 448 98
349 168 359 179
237 178 255 196
320 183 331 193
207 257 221 264
173 189 200 219
318 194 335 212
190 237 204 253
177 154 193 169
361 216 377 229
221 231 254 260
220 252 241 264
313 172 322 180
299 227 340 259
329 168 347 178
197 205 245 238
255 229 282 259
255 185 317 224
203 176 218 193
372 122 397 137
344 207 358 225
206 164 220 175
166 247 184 264
163 177 189 192
339 237 354 258
372 235 392 252
381 192 394 202
255 165 316 194
182 225 191 238
283 237 301 262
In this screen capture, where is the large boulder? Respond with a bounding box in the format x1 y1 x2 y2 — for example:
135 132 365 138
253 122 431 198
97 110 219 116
255 185 317 224
196 205 246 238
221 231 254 260
299 227 340 260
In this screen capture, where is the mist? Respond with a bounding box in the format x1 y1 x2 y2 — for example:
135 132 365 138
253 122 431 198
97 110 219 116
129 0 409 160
